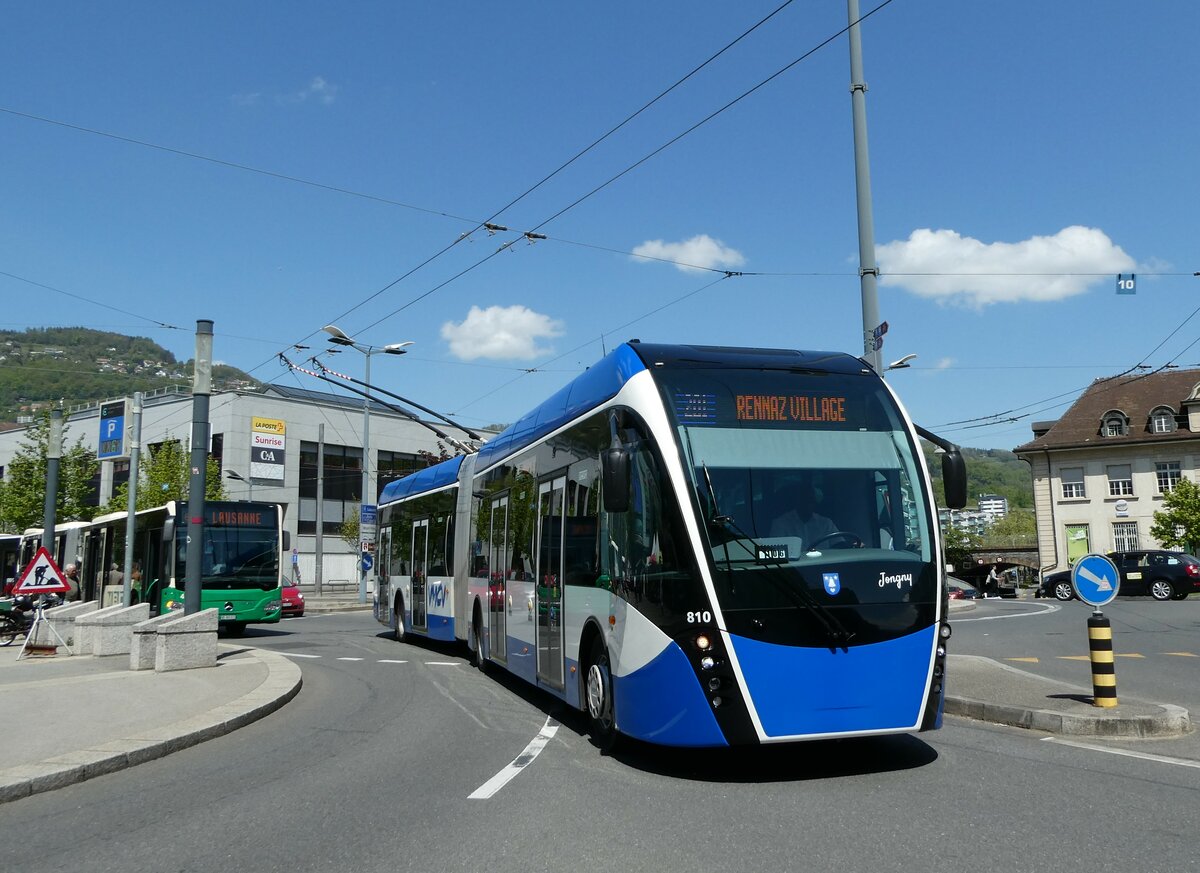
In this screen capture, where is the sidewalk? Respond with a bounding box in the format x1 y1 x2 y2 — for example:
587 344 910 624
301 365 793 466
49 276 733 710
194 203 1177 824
943 598 1190 736
0 643 301 804
296 588 374 615
945 653 1190 737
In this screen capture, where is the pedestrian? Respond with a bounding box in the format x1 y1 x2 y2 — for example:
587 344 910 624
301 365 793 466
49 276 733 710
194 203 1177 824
63 562 82 602
105 562 124 587
986 564 1000 597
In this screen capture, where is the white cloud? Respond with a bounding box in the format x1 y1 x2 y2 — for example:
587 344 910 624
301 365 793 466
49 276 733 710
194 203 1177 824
631 234 746 273
441 305 564 361
876 226 1135 307
235 77 338 107
305 76 338 105
934 357 954 370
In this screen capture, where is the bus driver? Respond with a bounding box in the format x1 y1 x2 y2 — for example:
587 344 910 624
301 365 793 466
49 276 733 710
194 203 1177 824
767 476 837 548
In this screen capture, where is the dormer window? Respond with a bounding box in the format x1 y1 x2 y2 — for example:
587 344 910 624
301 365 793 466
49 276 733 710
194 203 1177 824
1102 410 1128 437
1150 406 1177 434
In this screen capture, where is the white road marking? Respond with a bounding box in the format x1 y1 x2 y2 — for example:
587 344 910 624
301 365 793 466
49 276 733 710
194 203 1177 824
469 717 560 799
378 659 408 664
425 661 460 666
1043 737 1200 769
954 603 1060 622
277 652 322 659
337 657 365 661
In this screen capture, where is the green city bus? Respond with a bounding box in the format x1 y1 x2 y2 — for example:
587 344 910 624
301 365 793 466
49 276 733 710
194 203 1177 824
82 500 287 634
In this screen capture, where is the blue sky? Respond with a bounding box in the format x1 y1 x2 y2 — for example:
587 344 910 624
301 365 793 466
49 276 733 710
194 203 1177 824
3 2 1197 450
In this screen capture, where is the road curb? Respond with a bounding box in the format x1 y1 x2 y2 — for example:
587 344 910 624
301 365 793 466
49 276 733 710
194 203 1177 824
945 696 1192 737
0 646 302 804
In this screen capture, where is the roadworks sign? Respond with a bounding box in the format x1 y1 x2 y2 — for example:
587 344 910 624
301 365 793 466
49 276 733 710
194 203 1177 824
13 547 71 595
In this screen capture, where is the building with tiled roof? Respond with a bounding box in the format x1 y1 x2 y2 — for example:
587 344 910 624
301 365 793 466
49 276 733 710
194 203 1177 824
1014 368 1200 573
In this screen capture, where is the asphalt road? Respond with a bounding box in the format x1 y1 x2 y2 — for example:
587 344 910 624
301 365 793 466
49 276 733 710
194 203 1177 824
1 610 1197 873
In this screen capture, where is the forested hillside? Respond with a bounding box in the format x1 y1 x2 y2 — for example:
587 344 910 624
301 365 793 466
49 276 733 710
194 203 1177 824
0 327 259 424
924 444 1033 509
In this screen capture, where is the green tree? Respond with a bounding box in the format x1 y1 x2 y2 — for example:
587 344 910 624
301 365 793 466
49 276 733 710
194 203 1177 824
942 525 979 575
1150 478 1200 554
339 515 360 550
981 509 1037 547
101 441 226 514
0 409 98 533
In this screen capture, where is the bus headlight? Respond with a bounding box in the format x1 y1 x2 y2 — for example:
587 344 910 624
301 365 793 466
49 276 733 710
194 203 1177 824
939 623 952 640
695 634 712 651
700 656 715 670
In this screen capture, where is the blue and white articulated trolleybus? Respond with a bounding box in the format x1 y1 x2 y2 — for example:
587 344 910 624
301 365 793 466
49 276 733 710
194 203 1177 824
374 342 966 748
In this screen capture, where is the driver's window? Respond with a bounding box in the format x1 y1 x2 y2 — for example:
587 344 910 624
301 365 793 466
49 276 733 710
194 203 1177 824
599 437 690 621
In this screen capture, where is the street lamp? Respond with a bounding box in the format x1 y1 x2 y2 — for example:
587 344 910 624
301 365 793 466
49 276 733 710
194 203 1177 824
886 354 917 371
226 469 253 501
321 324 413 604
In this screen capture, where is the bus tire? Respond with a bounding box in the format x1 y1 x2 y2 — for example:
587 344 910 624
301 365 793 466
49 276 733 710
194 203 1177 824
223 621 247 637
393 595 406 643
584 636 620 752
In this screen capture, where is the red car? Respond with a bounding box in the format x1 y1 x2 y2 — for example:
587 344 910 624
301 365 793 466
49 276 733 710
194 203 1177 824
282 583 305 617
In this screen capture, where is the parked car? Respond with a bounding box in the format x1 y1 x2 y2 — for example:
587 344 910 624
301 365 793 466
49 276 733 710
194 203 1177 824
282 583 305 617
1037 550 1200 602
948 577 980 600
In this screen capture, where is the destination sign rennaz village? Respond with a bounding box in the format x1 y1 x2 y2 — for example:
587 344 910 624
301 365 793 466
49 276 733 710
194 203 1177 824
735 394 847 423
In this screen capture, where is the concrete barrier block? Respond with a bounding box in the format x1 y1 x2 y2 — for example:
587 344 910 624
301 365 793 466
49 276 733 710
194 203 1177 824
128 613 182 671
155 608 219 672
87 603 151 656
29 601 97 649
73 604 131 655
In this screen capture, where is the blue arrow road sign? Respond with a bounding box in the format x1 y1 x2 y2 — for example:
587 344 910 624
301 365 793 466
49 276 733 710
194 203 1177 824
1072 553 1120 607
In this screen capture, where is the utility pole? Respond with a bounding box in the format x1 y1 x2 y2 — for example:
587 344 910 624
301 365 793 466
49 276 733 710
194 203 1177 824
315 423 325 596
848 0 883 374
43 407 63 560
122 392 143 606
184 320 213 615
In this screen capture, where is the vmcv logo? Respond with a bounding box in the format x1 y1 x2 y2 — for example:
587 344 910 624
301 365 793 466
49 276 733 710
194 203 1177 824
428 582 447 608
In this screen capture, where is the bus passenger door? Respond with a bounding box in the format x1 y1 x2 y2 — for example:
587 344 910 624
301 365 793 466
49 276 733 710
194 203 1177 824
535 477 565 688
412 519 428 631
488 497 508 662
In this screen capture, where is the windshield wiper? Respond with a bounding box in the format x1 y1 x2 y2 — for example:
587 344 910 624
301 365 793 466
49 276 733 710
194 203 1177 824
698 464 855 652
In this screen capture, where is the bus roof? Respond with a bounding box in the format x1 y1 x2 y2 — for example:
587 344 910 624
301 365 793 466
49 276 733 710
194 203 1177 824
379 342 871 505
378 454 465 504
473 342 868 472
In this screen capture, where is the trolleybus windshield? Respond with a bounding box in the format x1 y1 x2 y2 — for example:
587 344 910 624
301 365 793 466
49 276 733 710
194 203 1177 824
660 368 936 645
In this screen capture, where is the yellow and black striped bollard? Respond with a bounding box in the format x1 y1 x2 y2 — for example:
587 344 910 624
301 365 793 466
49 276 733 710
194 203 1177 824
1087 612 1117 708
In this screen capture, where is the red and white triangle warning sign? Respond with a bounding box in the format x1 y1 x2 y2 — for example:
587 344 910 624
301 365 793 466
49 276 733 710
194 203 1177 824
13 547 71 595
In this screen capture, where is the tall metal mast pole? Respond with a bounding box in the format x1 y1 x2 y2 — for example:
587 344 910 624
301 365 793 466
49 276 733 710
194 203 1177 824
848 0 883 374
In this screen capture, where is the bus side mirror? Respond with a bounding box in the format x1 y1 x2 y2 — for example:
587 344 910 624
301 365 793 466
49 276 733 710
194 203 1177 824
602 447 631 513
162 517 175 544
942 449 967 509
282 530 291 551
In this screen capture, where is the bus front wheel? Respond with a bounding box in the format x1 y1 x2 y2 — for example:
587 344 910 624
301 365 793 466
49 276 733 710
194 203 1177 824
585 637 619 751
223 622 246 637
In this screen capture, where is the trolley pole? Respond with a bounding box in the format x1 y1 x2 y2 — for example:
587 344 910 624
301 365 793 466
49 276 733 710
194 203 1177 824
184 320 214 615
1087 610 1118 707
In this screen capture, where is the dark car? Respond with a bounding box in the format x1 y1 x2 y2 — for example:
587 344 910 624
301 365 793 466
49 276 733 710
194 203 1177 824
948 577 980 600
282 583 305 617
1037 550 1200 602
